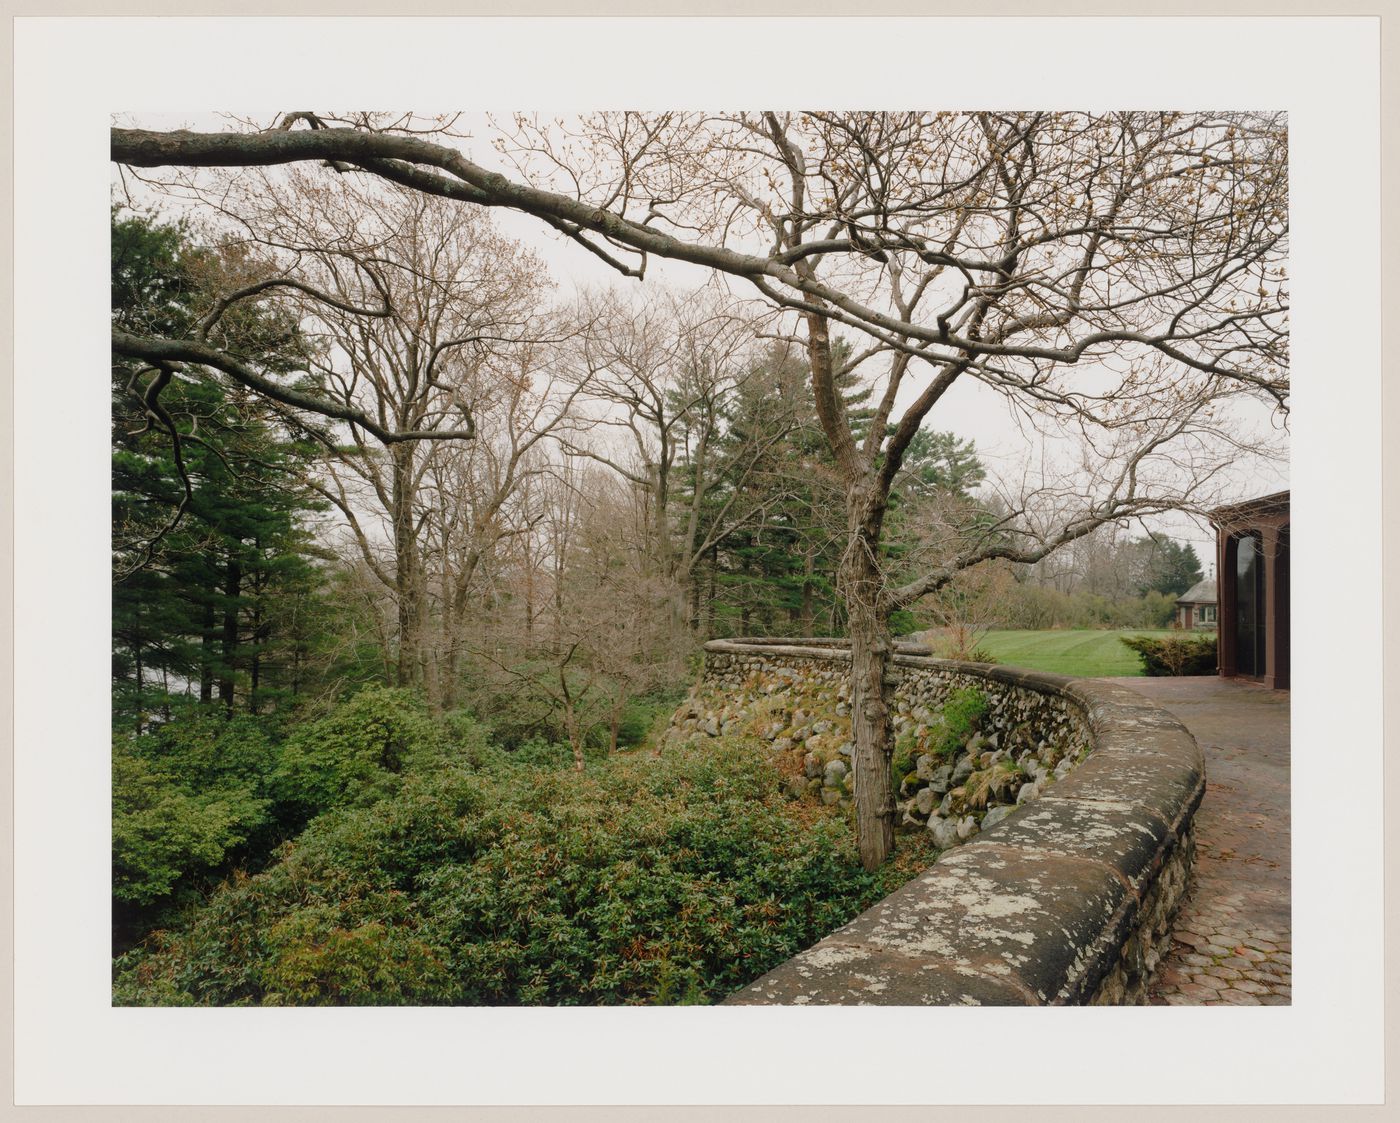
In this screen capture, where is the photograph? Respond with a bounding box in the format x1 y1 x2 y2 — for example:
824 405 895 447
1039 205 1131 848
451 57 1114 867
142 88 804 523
108 108 1292 1010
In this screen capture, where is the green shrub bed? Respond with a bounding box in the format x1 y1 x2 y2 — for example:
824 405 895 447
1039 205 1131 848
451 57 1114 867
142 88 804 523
114 703 931 1006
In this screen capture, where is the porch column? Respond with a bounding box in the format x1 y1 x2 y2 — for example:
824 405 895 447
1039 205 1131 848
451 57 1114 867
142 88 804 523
1216 530 1237 678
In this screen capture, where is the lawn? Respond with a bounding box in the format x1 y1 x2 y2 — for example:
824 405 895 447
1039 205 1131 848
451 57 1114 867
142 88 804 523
959 629 1175 678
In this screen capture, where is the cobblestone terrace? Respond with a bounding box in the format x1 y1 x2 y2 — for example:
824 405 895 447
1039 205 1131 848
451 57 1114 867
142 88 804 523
1104 676 1291 1006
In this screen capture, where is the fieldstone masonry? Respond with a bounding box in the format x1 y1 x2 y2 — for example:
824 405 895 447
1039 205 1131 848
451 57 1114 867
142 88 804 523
666 638 1205 1005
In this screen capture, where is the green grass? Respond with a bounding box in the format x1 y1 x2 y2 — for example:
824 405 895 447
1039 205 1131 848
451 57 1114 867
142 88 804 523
963 629 1174 678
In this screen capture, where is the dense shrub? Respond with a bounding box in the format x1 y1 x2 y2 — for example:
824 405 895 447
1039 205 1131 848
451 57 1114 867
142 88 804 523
463 674 568 751
888 608 919 636
113 737 929 1006
112 750 270 907
113 690 499 945
112 708 278 909
612 687 689 749
271 686 455 821
1140 590 1180 629
122 704 282 789
434 710 507 771
1119 633 1219 676
465 675 688 755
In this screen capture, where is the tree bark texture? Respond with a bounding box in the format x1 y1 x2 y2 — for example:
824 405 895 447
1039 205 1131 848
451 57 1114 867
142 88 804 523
840 506 896 872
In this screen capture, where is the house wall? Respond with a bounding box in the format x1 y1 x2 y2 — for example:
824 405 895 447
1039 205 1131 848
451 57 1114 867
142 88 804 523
1177 603 1218 631
1215 501 1290 689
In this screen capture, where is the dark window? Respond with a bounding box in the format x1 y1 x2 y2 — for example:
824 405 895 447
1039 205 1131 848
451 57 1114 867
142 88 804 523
1235 533 1265 676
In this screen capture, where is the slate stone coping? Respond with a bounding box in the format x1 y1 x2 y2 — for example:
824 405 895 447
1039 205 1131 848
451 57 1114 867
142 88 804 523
710 643 1205 1005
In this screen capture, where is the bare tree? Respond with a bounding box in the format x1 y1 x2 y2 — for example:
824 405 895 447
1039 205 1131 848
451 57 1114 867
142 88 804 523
164 169 564 690
113 110 1289 869
417 351 588 710
467 460 689 769
564 471 694 752
560 287 803 630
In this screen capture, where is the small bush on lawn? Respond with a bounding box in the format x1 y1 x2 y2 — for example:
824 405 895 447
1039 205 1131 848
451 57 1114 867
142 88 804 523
1119 633 1219 676
113 737 929 1006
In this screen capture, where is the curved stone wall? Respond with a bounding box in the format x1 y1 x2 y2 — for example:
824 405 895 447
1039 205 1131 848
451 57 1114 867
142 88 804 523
670 639 1204 1005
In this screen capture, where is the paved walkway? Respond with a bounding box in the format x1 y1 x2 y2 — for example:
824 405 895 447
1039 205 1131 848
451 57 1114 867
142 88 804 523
1101 676 1291 1006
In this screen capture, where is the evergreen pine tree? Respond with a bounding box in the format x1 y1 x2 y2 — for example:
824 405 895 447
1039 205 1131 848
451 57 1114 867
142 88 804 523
112 207 327 727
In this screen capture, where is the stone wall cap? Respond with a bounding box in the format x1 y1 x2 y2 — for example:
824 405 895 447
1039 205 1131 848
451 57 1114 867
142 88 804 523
727 843 1135 1006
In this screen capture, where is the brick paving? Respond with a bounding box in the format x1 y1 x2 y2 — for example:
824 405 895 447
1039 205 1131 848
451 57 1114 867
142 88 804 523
1101 675 1291 1006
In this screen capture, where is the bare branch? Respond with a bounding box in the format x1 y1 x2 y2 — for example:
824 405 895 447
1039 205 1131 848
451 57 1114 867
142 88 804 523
112 331 476 444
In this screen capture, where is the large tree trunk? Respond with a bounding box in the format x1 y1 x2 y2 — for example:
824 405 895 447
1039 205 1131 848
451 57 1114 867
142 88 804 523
649 458 671 579
706 545 718 636
840 533 896 872
394 581 420 689
802 308 897 869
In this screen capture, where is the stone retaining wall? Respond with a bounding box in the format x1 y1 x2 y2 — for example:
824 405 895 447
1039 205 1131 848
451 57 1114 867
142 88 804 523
668 638 1204 1005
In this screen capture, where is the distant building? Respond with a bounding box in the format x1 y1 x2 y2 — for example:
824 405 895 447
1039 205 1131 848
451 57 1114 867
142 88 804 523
1210 491 1290 690
1175 578 1217 631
